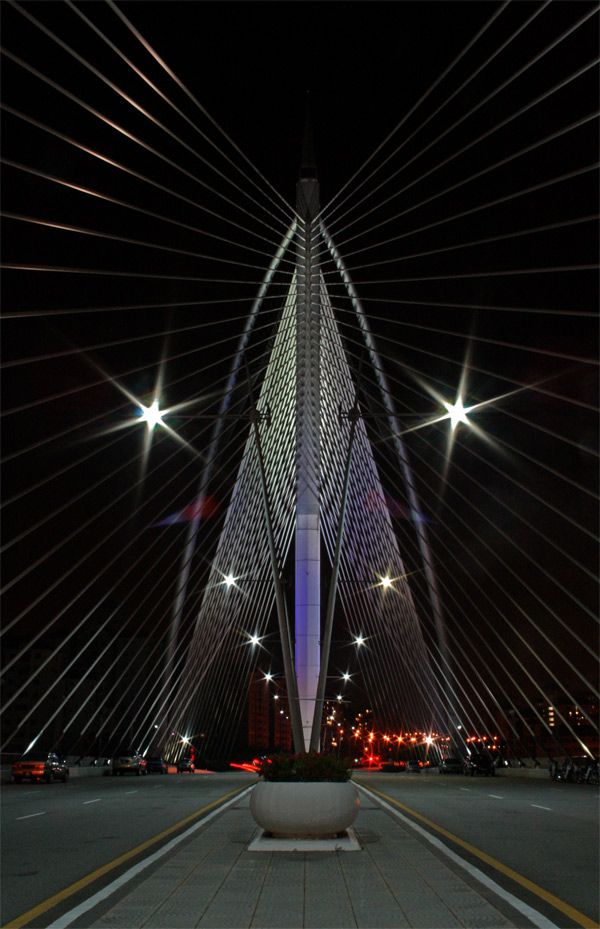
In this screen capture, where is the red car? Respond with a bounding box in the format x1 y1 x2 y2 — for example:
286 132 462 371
12 752 69 784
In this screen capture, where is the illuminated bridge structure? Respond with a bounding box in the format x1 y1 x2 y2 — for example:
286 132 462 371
165 149 445 760
1 2 597 770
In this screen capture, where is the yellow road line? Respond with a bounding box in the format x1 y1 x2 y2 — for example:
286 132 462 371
3 783 253 929
361 783 599 929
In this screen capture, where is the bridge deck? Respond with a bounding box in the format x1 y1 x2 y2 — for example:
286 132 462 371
82 783 532 929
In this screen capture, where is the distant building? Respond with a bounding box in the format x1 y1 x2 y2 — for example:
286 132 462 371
495 692 598 758
1 643 67 756
1 632 157 759
247 669 291 753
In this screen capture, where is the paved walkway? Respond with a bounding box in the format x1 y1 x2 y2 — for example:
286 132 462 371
81 783 539 929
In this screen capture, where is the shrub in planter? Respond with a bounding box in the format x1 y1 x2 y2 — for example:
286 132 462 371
251 752 359 837
258 752 352 782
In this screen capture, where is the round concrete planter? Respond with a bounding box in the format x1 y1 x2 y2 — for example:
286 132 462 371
250 780 360 837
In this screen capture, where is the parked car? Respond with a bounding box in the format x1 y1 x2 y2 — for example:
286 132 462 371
12 752 69 784
463 753 495 776
380 761 407 772
112 752 147 776
438 757 463 774
145 756 168 774
177 756 195 773
405 759 422 773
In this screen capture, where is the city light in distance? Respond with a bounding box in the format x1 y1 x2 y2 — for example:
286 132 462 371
247 633 261 647
222 573 236 588
342 671 351 682
353 635 365 647
263 671 273 682
381 575 393 589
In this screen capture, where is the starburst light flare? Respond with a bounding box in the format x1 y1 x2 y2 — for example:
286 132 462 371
442 395 472 431
139 398 164 430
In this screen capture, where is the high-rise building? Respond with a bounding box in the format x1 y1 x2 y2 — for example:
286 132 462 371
247 669 291 753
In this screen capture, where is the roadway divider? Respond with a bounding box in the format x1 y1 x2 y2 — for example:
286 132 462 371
64 765 549 779
495 766 549 779
67 765 181 777
68 767 107 778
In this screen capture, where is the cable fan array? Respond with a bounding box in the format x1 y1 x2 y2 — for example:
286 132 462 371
1 1 597 764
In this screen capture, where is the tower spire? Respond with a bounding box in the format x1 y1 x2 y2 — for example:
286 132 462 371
295 92 321 749
300 92 316 179
296 93 319 220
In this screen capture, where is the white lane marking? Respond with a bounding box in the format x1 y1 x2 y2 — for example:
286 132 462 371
124 790 137 795
489 794 504 799
46 784 255 929
459 787 470 791
357 784 560 929
83 799 101 805
16 811 47 820
531 804 552 811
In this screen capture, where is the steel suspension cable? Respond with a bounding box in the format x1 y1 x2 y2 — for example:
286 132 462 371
321 19 598 239
106 0 298 228
66 0 295 232
0 49 291 247
319 1 510 223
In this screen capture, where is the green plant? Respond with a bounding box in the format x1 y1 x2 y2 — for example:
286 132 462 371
258 752 352 782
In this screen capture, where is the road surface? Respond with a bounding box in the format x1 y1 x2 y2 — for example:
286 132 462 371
1 770 254 925
1 769 598 927
355 770 599 926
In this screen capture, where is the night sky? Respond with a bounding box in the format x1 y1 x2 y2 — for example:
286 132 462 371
1 1 598 756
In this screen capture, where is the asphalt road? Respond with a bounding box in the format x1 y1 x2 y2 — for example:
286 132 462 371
355 770 600 926
0 770 256 926
2 769 598 927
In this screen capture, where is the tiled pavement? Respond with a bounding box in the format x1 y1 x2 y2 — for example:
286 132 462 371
86 789 535 929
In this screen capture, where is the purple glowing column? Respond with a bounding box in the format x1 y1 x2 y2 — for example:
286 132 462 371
295 154 321 750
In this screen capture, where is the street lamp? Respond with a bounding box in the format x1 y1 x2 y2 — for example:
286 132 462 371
442 395 471 431
138 398 164 430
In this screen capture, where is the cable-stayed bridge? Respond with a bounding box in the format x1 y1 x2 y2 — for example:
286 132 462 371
1 2 598 772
